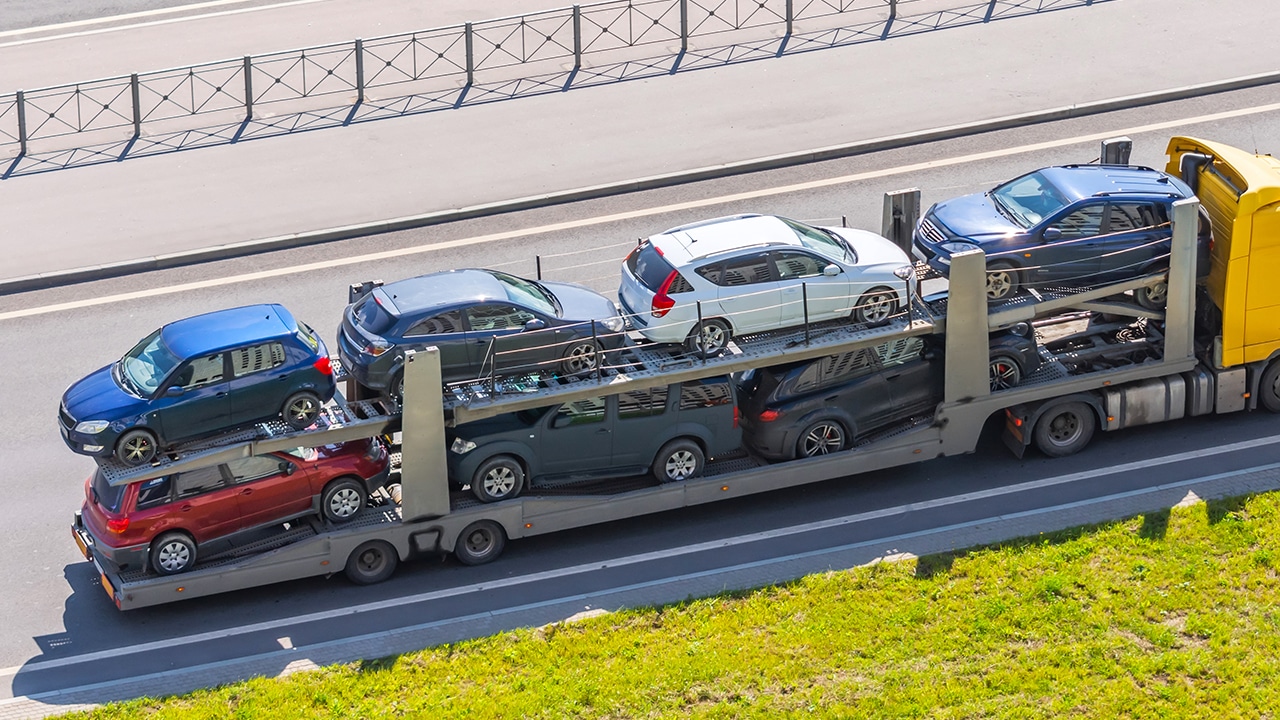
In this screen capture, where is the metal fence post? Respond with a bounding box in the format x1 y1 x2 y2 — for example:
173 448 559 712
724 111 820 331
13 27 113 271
592 323 601 381
785 0 793 36
15 90 27 156
465 22 475 86
889 0 897 20
355 38 365 103
243 56 254 119
573 5 582 70
696 301 705 364
680 0 689 53
802 282 810 346
535 255 543 280
130 73 142 138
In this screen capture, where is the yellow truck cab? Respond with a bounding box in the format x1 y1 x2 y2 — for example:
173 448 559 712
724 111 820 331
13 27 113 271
1166 137 1280 370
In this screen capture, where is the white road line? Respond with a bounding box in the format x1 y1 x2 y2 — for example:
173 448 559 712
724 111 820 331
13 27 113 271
2 101 1279 323
0 0 327 49
3 433 1278 681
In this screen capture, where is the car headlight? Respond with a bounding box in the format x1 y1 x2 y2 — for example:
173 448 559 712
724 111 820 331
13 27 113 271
601 315 624 333
450 437 477 455
74 420 111 435
893 265 914 280
937 242 977 265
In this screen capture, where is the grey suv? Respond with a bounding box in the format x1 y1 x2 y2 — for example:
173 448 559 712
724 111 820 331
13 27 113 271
446 377 742 502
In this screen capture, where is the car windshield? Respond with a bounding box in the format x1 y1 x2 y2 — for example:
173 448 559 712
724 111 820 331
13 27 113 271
491 271 558 316
989 171 1069 228
779 217 852 263
119 329 182 395
90 470 126 513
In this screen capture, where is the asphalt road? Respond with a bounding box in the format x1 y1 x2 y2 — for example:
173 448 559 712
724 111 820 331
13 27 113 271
2 89 1280 712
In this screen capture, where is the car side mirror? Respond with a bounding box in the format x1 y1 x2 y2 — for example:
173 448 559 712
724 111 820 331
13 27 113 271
823 264 841 277
523 318 547 332
165 386 185 397
279 461 296 475
1042 227 1063 242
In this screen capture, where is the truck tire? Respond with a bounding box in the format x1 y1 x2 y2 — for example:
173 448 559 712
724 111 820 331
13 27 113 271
471 455 526 503
454 520 507 566
1259 361 1280 413
1033 402 1096 458
344 540 398 585
150 532 197 575
652 439 704 483
320 477 366 523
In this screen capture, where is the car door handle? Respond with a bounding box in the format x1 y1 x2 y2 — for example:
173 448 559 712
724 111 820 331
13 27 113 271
782 287 799 294
275 373 291 381
882 374 902 381
215 391 228 398
239 488 253 496
180 504 192 512
596 429 611 434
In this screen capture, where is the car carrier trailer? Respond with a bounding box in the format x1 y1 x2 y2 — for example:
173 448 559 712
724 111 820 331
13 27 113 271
71 137 1280 610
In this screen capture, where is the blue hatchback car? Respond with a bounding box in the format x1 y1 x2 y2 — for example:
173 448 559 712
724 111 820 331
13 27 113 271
913 164 1207 304
59 304 336 466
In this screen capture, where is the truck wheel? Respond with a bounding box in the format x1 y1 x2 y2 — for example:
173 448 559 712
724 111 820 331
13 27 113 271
989 354 1023 391
472 455 525 503
282 391 323 430
454 520 507 566
344 540 398 585
797 420 847 458
1259 361 1280 413
1033 402 1096 458
652 439 704 483
321 477 366 523
116 428 158 466
985 262 1020 301
150 532 197 575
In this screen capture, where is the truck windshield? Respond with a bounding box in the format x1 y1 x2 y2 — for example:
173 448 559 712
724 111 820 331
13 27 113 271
990 171 1068 228
119 329 181 396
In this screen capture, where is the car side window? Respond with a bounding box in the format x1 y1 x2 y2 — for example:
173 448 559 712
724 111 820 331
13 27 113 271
172 353 225 390
720 254 775 286
134 477 173 510
229 343 286 378
695 264 724 286
1107 203 1160 233
174 465 228 498
552 397 607 426
795 348 877 393
466 305 536 332
1047 204 1105 240
406 310 464 337
772 251 825 280
619 386 669 419
679 379 733 409
226 455 286 484
876 337 926 369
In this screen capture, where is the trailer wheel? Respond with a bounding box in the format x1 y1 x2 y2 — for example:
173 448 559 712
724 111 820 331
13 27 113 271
652 439 704 483
282 391 323 430
116 428 158 466
1033 402 1096 458
321 477 366 523
344 540 398 585
150 532 197 575
989 354 1023 391
454 520 507 566
472 455 525 503
1259 361 1280 413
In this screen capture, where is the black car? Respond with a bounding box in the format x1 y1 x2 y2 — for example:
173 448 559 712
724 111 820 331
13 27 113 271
738 330 1040 461
339 269 626 395
445 377 742 502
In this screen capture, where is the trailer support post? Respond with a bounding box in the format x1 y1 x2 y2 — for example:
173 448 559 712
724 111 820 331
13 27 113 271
1164 198 1199 363
399 349 451 521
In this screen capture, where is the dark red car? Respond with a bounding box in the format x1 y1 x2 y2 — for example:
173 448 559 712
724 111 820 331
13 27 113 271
74 438 390 575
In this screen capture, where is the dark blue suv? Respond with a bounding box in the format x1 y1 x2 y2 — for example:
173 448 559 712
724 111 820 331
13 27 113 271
912 165 1206 304
59 304 336 466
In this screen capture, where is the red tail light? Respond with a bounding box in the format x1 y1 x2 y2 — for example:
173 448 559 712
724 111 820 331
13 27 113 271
733 406 740 429
758 409 781 422
106 516 129 534
314 356 333 376
652 271 679 318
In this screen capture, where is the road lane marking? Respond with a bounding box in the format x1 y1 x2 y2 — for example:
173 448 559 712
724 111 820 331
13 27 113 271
4 433 1278 681
0 0 327 48
2 100 1279 323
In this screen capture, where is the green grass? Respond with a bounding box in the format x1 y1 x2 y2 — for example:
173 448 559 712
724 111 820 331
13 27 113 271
70 492 1280 719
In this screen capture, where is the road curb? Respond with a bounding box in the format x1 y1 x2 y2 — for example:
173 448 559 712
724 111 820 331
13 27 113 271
6 68 1280 296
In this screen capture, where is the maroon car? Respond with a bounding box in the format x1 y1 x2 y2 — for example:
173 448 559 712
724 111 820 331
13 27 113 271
75 438 390 575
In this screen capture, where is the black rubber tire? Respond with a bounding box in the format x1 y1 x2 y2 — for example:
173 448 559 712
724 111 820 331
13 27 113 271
1134 280 1169 310
454 520 507 566
560 340 602 376
651 439 705 483
683 318 731 358
282 391 323 430
1259 361 1280 413
471 455 526 503
344 540 398 585
854 288 899 327
150 532 197 575
1032 402 1097 458
989 354 1023 392
115 428 158 466
985 261 1020 301
388 372 405 403
796 419 848 458
320 477 366 523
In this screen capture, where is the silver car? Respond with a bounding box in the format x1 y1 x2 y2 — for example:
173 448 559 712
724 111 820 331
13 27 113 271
618 214 915 356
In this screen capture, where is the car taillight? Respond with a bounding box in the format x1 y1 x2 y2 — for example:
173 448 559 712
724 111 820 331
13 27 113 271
365 439 386 462
314 356 333 375
733 406 740 429
758 409 781 422
652 270 679 318
106 516 129 534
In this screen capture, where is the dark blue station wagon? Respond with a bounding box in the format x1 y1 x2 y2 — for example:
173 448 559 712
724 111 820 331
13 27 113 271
59 304 336 466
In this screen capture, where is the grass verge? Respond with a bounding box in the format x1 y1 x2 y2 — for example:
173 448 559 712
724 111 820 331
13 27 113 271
67 491 1280 719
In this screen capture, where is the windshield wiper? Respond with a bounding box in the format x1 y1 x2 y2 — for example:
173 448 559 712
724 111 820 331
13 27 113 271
988 193 1025 227
533 281 562 314
113 361 140 396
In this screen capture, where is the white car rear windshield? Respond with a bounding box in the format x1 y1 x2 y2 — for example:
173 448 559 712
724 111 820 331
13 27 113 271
627 243 676 291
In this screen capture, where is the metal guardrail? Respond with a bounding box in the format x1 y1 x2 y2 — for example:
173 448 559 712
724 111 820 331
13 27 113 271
0 0 1092 155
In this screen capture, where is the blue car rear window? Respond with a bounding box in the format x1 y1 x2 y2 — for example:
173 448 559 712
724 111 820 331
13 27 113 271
353 295 397 335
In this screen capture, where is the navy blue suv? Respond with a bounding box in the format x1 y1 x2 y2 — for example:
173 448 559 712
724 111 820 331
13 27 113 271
912 164 1207 304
